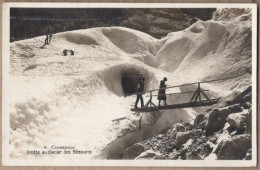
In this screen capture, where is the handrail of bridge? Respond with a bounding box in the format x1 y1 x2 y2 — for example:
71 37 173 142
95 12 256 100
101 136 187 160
132 76 238 95
146 89 209 97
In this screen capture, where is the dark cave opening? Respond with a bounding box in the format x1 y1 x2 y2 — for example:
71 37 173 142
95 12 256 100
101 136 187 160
122 69 140 96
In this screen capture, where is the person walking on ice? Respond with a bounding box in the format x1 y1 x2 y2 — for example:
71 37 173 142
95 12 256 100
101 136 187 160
135 73 145 108
45 34 49 44
158 77 168 106
49 34 53 43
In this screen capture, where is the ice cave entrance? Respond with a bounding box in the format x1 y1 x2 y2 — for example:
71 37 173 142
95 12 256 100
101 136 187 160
122 69 140 96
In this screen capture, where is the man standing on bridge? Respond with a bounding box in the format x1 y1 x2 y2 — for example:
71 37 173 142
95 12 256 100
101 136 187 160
158 77 167 106
135 73 145 108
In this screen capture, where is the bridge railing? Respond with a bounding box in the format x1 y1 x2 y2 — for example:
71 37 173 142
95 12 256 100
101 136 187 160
132 76 237 96
131 76 238 110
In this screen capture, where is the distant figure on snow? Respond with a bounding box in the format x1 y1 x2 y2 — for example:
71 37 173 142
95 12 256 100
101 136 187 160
63 49 68 56
45 35 49 44
135 73 145 108
49 34 53 43
71 50 74 56
158 77 167 106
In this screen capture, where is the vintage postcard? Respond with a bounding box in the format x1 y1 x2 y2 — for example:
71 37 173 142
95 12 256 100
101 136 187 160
2 3 257 167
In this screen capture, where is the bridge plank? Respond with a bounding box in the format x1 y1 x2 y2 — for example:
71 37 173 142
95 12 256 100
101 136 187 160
131 99 220 112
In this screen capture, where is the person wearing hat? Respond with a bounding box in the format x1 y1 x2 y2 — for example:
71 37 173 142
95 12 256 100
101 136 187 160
138 73 144 82
135 73 145 108
158 77 167 106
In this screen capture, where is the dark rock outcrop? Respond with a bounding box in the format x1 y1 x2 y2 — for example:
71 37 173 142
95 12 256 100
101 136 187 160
179 147 189 159
205 104 242 136
246 109 252 134
184 134 214 160
176 129 202 149
240 93 252 107
244 149 252 160
168 152 180 159
243 101 251 109
180 8 216 21
205 107 229 136
121 9 194 39
167 123 186 139
176 131 191 149
122 143 145 159
186 143 213 160
194 114 205 127
215 134 251 160
139 133 176 153
228 104 243 113
227 113 247 132
135 150 159 160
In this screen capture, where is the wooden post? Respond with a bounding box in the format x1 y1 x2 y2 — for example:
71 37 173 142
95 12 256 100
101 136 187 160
144 91 157 109
150 91 152 108
198 83 201 103
190 82 211 104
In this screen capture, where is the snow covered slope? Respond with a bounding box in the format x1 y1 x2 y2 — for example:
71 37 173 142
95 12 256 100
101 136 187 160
8 9 252 163
156 9 252 91
9 27 164 161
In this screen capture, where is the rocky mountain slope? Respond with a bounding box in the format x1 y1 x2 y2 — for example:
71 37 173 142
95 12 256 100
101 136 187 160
122 86 252 160
120 8 215 39
11 8 215 41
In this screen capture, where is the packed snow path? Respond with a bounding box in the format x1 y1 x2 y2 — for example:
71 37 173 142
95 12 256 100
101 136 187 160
8 9 252 162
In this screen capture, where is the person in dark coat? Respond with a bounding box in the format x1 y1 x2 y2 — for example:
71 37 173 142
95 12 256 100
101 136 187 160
158 77 167 106
135 76 145 108
49 34 53 43
71 50 74 56
45 35 49 44
63 49 68 56
138 73 143 82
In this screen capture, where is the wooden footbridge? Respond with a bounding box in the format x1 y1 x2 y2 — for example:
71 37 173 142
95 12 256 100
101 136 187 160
131 76 236 112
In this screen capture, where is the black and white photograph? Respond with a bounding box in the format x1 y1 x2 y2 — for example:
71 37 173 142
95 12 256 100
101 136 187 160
2 3 257 167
